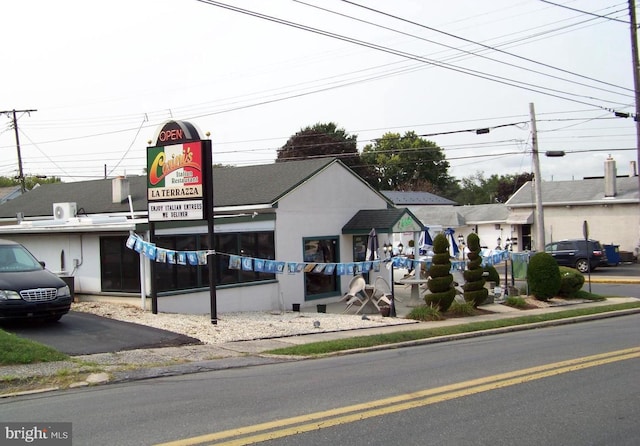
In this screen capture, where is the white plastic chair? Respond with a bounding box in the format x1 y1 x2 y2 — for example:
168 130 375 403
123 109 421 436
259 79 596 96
372 276 393 308
341 275 367 313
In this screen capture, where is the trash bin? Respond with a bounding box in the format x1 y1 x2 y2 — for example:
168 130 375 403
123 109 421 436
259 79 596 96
603 244 620 266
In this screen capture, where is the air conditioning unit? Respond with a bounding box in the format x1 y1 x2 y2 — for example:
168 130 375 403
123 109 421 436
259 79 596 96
53 202 77 221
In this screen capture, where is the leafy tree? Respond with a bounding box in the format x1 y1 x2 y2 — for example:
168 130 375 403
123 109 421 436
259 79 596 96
495 172 534 203
359 131 455 194
452 171 534 205
276 122 360 169
0 175 61 190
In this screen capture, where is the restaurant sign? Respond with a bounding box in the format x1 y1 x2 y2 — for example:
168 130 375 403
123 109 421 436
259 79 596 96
147 120 210 222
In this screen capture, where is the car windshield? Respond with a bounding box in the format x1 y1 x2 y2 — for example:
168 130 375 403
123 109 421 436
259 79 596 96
0 245 43 272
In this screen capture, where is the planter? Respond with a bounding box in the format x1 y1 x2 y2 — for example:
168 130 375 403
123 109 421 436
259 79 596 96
292 303 300 312
316 304 327 313
379 306 391 317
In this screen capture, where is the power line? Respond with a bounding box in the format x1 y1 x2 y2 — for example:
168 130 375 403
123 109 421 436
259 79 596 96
0 109 37 193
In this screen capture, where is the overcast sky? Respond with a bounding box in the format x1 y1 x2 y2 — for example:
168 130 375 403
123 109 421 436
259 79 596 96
2 0 637 184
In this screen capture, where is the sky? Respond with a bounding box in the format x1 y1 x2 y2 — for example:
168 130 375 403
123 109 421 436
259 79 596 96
2 0 638 185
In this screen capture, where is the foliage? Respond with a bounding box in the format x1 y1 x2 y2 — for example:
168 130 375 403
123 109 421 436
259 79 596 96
0 329 68 365
452 171 534 205
504 296 527 308
276 122 360 169
0 175 61 191
527 252 561 301
447 300 475 316
483 265 500 285
463 233 488 307
406 304 443 322
425 233 456 312
359 131 456 195
558 266 585 297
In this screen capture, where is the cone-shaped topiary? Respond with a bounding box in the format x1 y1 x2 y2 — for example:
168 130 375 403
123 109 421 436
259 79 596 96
528 252 561 300
426 233 456 312
463 233 488 307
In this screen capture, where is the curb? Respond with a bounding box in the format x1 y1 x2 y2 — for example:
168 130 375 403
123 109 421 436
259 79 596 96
314 307 640 358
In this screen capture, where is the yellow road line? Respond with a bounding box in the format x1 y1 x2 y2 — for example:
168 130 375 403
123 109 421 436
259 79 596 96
156 347 640 446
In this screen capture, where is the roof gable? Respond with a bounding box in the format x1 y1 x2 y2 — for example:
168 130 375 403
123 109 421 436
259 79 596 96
342 208 424 234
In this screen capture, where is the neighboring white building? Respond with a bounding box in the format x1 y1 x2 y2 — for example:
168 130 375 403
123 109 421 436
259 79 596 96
0 158 427 314
506 157 639 256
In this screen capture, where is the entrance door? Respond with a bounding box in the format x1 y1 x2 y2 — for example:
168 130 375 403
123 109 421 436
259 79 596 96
303 237 338 299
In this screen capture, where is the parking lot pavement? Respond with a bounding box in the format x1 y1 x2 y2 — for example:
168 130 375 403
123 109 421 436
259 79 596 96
1 311 200 355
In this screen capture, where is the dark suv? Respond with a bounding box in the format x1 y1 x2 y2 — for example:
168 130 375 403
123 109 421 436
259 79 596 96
0 239 72 322
544 239 607 273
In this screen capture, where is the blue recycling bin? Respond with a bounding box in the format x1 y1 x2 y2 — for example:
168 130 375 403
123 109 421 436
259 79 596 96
603 244 620 266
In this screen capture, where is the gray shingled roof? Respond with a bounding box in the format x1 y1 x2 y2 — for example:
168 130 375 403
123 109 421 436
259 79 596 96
0 158 362 219
506 176 639 207
342 208 423 234
381 190 457 206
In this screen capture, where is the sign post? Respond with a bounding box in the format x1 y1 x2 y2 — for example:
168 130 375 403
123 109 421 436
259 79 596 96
147 121 217 323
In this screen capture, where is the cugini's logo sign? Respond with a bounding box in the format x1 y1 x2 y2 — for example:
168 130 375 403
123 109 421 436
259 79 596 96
149 146 200 185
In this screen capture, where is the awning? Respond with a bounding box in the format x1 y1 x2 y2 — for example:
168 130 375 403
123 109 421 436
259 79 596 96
506 210 533 225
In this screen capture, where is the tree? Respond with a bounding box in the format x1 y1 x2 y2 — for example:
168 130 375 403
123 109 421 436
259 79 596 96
276 122 360 169
359 131 455 194
0 175 61 190
452 171 533 205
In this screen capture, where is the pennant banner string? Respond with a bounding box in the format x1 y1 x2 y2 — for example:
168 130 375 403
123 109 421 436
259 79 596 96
125 233 511 276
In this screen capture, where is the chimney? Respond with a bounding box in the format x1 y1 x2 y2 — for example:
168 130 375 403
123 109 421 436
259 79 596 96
112 176 130 204
604 155 617 197
631 160 637 177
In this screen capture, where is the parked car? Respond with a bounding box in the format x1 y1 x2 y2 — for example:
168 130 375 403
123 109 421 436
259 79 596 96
0 239 72 322
544 239 607 273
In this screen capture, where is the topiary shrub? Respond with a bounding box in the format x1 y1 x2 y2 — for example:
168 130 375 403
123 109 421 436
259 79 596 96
527 252 561 301
558 266 584 297
463 233 488 307
426 233 456 312
483 265 500 286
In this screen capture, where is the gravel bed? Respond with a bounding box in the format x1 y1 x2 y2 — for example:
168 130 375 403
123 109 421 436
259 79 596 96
72 302 417 344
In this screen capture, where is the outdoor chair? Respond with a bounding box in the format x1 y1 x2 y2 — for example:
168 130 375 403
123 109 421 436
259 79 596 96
340 275 367 313
372 276 393 307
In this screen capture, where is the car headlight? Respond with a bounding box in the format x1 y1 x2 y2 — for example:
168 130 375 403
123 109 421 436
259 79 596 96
57 285 71 298
0 290 22 300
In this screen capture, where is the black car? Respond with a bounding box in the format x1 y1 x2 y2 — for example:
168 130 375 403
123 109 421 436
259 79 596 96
544 239 607 273
0 240 72 322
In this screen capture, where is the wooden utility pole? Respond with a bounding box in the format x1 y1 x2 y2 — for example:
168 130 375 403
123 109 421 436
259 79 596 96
628 0 640 249
1 108 37 193
530 102 545 252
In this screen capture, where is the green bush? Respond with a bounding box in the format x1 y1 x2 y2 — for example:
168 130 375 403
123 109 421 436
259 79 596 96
558 266 585 297
527 252 561 301
447 300 475 316
463 233 487 307
407 304 443 321
425 233 456 312
483 265 500 285
504 296 527 308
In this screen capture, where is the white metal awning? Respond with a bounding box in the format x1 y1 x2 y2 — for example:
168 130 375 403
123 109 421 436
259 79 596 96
506 210 533 225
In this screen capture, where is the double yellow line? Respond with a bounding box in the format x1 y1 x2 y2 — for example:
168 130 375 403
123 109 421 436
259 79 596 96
157 347 640 446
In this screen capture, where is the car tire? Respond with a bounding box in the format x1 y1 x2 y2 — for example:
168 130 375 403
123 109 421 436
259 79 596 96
575 258 590 273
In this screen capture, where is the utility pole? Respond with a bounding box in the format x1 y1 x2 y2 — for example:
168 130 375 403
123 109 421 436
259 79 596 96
628 0 640 250
1 108 37 193
530 102 545 252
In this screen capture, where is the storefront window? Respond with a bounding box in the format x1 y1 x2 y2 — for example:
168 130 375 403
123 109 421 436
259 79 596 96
100 236 141 292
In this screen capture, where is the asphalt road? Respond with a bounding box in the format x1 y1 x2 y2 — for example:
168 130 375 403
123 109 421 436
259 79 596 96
2 314 638 445
0 311 199 355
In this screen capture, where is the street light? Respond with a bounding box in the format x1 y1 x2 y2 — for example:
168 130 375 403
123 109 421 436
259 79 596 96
497 236 502 249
